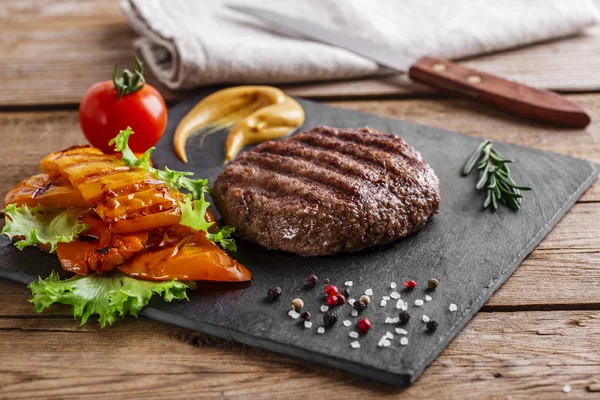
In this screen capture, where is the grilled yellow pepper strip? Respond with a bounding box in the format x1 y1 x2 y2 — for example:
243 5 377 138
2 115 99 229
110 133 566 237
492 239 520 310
173 86 305 163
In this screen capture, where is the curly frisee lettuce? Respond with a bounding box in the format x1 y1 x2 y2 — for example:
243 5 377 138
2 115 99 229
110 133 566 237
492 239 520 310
29 272 194 328
110 127 236 251
1 204 88 253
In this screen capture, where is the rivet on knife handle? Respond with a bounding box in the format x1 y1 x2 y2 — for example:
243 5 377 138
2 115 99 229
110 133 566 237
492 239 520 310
408 56 591 129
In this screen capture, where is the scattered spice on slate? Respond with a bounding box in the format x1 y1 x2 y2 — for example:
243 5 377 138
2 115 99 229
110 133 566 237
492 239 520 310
306 274 319 288
404 280 417 289
390 282 397 289
380 299 387 307
353 300 367 312
349 331 359 339
395 328 408 335
343 320 352 327
400 337 408 346
422 315 430 323
382 295 391 301
324 284 338 296
317 327 325 334
385 331 394 339
344 281 353 287
304 321 313 329
323 310 339 328
449 303 458 312
357 317 372 333
396 299 404 309
425 295 432 302
326 295 339 307
414 299 424 307
336 294 346 305
288 310 300 319
427 278 440 290
320 305 329 312
365 288 373 296
426 320 439 332
351 309 359 317
398 311 411 324
301 311 312 321
268 286 282 300
348 298 356 306
291 298 304 312
359 295 371 305
341 288 350 298
350 341 360 349
390 291 400 299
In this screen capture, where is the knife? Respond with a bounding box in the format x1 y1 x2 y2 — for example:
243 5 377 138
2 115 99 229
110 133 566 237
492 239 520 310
229 5 591 129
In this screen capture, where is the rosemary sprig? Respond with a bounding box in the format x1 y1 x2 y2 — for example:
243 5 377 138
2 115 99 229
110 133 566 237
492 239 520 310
462 140 532 212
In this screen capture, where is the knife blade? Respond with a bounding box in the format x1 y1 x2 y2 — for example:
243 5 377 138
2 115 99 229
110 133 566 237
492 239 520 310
229 5 591 129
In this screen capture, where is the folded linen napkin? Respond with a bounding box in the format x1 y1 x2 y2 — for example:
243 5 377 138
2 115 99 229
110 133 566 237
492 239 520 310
121 0 600 90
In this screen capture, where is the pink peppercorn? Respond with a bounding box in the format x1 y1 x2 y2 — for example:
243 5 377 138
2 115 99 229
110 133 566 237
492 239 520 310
324 285 338 296
326 295 339 307
404 280 417 289
357 317 372 333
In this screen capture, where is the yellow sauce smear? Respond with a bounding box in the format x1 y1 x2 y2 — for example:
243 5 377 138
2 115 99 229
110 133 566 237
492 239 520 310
173 86 305 163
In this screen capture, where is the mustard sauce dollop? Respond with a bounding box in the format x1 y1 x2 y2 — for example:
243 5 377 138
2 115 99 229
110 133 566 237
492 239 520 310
173 86 305 163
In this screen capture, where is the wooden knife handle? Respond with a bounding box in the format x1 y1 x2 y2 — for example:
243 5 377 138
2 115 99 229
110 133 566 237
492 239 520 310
408 56 591 129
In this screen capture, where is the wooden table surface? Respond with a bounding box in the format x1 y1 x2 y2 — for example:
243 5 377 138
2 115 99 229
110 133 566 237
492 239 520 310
1 1 600 398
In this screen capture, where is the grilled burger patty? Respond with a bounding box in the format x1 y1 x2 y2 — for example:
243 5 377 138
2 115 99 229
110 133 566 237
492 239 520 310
211 126 440 256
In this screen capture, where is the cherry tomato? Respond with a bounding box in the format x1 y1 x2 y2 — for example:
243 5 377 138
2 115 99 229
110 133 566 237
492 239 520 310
79 58 167 153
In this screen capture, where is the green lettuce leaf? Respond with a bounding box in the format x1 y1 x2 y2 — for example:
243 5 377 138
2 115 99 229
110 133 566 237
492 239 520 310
109 127 208 199
28 271 194 328
109 128 236 251
1 204 88 253
179 194 237 252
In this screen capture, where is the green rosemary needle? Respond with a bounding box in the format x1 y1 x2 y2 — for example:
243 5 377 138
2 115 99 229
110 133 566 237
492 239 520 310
462 140 532 212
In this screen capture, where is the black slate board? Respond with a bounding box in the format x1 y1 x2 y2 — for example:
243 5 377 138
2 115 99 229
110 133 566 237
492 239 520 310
1 92 598 386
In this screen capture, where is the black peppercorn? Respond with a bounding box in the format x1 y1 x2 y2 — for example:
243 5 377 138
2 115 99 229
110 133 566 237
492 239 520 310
426 320 439 332
341 288 350 298
306 274 318 288
267 286 282 300
323 310 339 328
398 311 410 324
353 300 367 312
301 311 311 321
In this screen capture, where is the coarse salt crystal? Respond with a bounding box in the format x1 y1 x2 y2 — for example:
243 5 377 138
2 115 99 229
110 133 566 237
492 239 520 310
425 295 432 302
304 321 313 329
380 299 387 307
391 317 400 323
385 317 394 324
378 336 387 347
343 320 352 327
349 331 359 338
344 281 353 287
351 309 359 317
386 331 394 339
390 291 401 299
365 288 373 296
422 315 430 323
396 299 404 309
348 298 356 305
414 299 424 307
449 303 458 312
395 328 408 335
320 305 329 312
383 340 392 347
382 296 391 301
563 385 572 393
400 337 408 346
350 341 360 349
289 310 300 319
402 302 408 311
317 327 325 334
390 282 397 289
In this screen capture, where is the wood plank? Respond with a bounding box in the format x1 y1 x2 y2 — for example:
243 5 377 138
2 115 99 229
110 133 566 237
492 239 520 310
1 94 598 201
2 0 600 106
0 311 598 398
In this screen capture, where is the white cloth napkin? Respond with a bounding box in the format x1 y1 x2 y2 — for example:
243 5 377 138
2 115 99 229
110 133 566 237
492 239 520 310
121 0 600 90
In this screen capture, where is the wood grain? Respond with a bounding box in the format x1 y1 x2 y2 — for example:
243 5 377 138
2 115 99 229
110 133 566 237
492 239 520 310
2 0 600 107
0 311 598 399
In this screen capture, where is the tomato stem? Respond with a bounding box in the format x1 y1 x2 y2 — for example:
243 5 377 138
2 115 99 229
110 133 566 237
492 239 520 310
113 55 146 101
